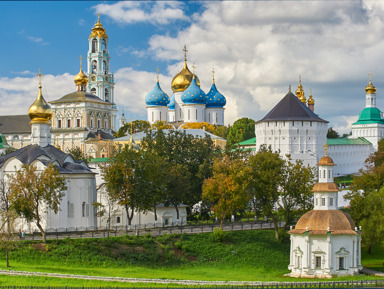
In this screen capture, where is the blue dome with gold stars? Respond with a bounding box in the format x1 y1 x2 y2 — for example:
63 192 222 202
206 83 226 108
168 94 175 110
181 78 206 104
145 81 170 106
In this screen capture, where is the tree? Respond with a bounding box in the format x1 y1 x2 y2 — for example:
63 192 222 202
101 147 139 225
115 120 151 138
151 121 174 130
68 146 89 162
279 159 315 235
0 209 19 267
247 146 285 241
202 156 249 229
345 138 384 252
181 122 216 134
327 127 339 138
213 125 230 139
227 117 255 147
8 163 67 243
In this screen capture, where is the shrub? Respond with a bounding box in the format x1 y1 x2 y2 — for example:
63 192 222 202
212 227 226 243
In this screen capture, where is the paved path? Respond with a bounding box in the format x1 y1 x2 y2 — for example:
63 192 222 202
360 268 384 277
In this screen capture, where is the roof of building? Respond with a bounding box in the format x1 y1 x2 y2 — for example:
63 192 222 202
0 144 93 174
0 134 10 149
237 137 256 146
352 107 384 125
114 129 226 142
317 155 335 166
145 81 170 107
85 130 115 141
289 210 357 235
327 137 371 145
0 115 31 134
206 83 226 108
49 91 109 104
312 182 339 192
168 95 175 110
181 78 206 105
256 91 328 123
88 157 110 163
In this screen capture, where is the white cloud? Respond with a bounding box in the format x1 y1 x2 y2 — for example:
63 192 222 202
78 19 86 26
93 1 187 25
27 36 49 46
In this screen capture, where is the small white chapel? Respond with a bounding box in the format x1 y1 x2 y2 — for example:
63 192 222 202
288 146 362 278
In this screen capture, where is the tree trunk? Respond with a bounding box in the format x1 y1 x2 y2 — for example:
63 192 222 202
6 250 9 268
174 205 179 219
270 213 279 241
125 205 134 226
220 217 224 230
367 243 372 254
252 198 258 221
153 205 157 221
36 221 46 243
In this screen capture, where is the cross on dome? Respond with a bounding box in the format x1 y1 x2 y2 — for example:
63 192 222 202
323 143 329 156
183 45 188 61
79 55 83 69
37 69 44 88
156 67 159 82
212 67 215 83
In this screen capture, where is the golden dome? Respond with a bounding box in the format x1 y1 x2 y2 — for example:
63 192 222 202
74 66 88 86
295 76 306 103
289 210 357 235
89 14 108 39
307 89 315 105
317 155 335 166
28 85 53 125
171 60 200 92
365 77 376 94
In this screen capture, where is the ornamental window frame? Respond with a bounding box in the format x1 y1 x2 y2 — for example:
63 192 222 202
336 247 349 271
312 247 326 270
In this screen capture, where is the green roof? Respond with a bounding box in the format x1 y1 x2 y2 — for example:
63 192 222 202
237 137 256 146
352 107 384 125
327 137 371 145
88 157 110 163
0 134 10 149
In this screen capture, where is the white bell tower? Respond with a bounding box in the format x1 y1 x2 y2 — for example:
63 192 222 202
86 14 117 130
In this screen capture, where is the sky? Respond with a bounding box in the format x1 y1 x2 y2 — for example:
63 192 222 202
1 1 384 134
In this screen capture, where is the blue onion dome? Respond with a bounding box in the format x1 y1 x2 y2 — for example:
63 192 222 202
168 94 175 110
181 77 206 104
145 80 170 106
206 82 226 108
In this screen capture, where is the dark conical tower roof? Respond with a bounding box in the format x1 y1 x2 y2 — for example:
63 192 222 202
256 91 328 124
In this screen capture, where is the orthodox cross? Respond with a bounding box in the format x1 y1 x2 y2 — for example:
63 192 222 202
369 72 372 82
212 67 215 83
79 55 83 69
323 143 329 156
156 67 159 82
37 69 43 88
183 45 188 61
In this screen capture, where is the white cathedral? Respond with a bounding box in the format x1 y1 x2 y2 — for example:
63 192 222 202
145 47 226 126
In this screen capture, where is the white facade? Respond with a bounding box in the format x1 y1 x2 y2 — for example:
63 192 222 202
288 153 362 278
30 123 51 147
183 104 205 123
147 106 168 124
205 108 225 126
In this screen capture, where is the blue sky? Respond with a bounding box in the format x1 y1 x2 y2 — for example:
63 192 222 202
1 1 384 133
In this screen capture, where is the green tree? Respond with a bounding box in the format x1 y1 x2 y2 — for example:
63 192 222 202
213 125 230 139
279 159 315 235
327 127 339 138
202 156 249 229
101 147 139 225
115 120 151 138
0 210 19 268
9 163 67 243
247 146 285 241
227 117 255 147
151 120 174 130
68 146 89 162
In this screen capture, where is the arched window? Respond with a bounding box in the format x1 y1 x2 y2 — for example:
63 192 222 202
91 88 96 95
92 60 97 73
117 216 121 224
105 88 109 102
82 202 86 217
103 60 107 73
102 39 107 53
92 38 97 53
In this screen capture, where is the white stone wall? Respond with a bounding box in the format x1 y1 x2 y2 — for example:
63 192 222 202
182 104 205 123
174 92 184 122
30 123 51 147
351 123 384 150
147 106 168 124
255 120 328 167
205 108 225 125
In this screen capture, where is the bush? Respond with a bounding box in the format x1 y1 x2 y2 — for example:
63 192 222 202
212 227 226 243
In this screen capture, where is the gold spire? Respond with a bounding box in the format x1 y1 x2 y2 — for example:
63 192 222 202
295 75 306 103
365 72 376 94
171 45 200 92
212 67 215 84
323 143 329 156
307 88 315 105
89 13 108 39
74 55 88 87
28 69 53 125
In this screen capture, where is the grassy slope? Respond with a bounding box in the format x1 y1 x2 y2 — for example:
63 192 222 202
0 230 383 286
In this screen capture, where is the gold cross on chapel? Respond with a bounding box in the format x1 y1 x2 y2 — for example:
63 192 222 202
212 67 215 83
183 45 188 61
156 67 159 82
79 55 83 68
369 72 372 82
323 143 329 156
37 69 43 88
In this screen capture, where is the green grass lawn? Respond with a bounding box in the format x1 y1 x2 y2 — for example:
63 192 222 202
0 230 383 286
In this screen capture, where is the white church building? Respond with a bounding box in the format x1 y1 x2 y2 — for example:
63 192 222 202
145 47 226 126
0 76 97 233
254 77 381 176
288 149 362 278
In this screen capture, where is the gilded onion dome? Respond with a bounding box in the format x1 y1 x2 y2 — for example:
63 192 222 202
145 79 170 107
74 65 88 87
28 74 53 125
295 76 306 103
89 14 108 39
168 94 175 110
365 74 376 94
181 76 206 104
307 89 315 105
171 61 201 92
206 76 226 108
